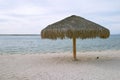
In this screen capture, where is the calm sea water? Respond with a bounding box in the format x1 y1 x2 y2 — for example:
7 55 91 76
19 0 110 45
0 35 120 54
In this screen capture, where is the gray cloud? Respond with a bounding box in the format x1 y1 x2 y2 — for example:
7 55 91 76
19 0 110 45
0 0 120 34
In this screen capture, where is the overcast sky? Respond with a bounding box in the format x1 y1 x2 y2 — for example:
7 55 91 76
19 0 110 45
0 0 120 34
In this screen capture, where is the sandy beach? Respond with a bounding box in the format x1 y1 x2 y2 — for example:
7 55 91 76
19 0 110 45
0 50 120 80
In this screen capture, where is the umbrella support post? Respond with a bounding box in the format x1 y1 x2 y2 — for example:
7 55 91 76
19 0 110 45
73 37 77 60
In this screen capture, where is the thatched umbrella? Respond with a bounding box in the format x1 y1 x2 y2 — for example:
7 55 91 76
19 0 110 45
41 15 110 60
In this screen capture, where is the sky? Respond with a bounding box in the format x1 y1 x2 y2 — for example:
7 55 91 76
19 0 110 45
0 0 120 34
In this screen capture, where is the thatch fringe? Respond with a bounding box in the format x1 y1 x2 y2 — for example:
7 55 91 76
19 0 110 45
41 28 110 39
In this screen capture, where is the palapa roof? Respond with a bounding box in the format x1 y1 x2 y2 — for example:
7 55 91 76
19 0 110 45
41 15 110 39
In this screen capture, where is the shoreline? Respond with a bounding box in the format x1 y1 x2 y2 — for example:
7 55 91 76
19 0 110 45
0 50 120 80
0 49 120 55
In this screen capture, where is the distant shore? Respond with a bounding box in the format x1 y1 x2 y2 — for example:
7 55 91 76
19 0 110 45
0 50 120 80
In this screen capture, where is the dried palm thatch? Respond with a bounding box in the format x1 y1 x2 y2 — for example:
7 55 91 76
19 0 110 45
41 15 110 39
41 15 110 60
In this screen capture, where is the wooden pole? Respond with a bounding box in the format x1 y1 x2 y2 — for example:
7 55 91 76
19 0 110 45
73 37 76 60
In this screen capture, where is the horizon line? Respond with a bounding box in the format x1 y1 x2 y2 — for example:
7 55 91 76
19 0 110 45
0 34 40 36
0 34 120 36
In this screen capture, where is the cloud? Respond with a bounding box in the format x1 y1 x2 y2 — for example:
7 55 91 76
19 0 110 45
0 0 120 34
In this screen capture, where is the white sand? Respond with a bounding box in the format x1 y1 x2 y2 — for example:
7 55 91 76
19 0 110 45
0 50 120 80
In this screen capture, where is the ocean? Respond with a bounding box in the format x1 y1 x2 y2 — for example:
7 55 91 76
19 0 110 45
0 35 120 54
